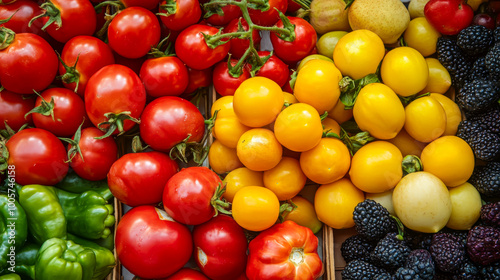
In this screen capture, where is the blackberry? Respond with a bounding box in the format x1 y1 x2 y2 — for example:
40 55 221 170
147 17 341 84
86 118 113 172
485 43 500 79
468 131 500 162
466 105 500 134
394 249 435 280
373 272 394 280
455 79 500 114
405 229 433 251
466 225 500 266
436 37 472 88
341 234 376 263
457 25 494 56
494 26 500 42
467 57 490 82
452 259 480 280
480 201 500 227
468 162 500 197
430 233 466 273
480 262 500 280
456 120 484 143
342 260 386 280
353 199 396 240
370 232 412 270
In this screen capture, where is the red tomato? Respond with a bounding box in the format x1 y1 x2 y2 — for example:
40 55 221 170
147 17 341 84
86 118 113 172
0 0 47 37
206 2 241 26
162 166 223 225
165 268 209 280
184 67 213 94
139 96 205 152
6 128 68 186
0 90 35 131
113 52 147 76
223 18 261 59
282 68 295 93
248 0 287 26
120 0 161 9
68 127 118 181
139 56 189 97
85 64 146 136
424 0 474 35
193 215 248 280
107 151 178 206
59 35 115 96
287 0 301 13
159 0 201 31
108 7 161 58
255 51 289 87
116 206 193 279
0 33 58 94
270 17 317 64
246 221 324 280
175 24 231 70
213 59 251 97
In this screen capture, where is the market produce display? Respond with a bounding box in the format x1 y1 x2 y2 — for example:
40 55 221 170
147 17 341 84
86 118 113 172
1 0 500 279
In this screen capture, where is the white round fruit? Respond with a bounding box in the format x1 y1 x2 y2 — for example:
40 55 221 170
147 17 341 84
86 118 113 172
446 182 482 230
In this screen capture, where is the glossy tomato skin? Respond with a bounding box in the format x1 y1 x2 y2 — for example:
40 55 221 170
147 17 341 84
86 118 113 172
140 56 189 97
0 33 58 94
159 0 202 31
206 3 241 26
59 35 115 96
193 215 248 280
116 206 193 279
0 0 46 37
424 0 474 35
85 64 146 134
165 268 209 280
175 24 231 70
0 90 35 131
107 151 179 206
255 51 289 88
108 7 161 59
140 96 205 152
270 17 317 64
248 0 288 26
224 18 261 59
184 67 213 94
162 167 223 225
121 0 161 9
213 59 251 96
69 127 118 181
6 128 68 186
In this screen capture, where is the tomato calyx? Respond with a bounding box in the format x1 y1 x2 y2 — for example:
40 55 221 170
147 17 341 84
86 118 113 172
131 135 149 153
0 13 16 50
94 1 126 14
278 200 297 222
290 0 311 10
148 36 176 58
398 91 431 106
339 73 380 110
96 111 140 139
59 121 85 162
247 51 272 76
210 184 232 216
24 90 56 121
402 154 423 176
57 53 81 93
29 2 62 31
157 0 177 16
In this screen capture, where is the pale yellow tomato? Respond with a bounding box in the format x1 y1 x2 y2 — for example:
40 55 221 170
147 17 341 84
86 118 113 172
404 96 446 143
284 196 323 234
232 186 280 231
236 128 283 171
213 116 251 148
420 58 451 94
208 139 243 174
263 157 307 200
316 31 348 59
429 93 462 136
211 95 235 119
327 99 353 124
446 182 482 230
297 54 334 71
403 17 441 57
387 128 426 157
222 167 264 202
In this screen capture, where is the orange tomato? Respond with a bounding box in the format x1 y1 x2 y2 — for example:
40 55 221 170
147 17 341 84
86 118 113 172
404 96 446 143
213 116 251 148
208 139 243 174
232 186 280 231
387 128 427 157
327 99 353 124
263 157 307 200
429 93 462 136
222 167 264 202
236 128 283 171
283 196 323 234
322 117 341 136
211 95 235 119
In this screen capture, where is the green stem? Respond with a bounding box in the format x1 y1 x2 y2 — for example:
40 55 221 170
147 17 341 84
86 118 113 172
401 155 423 176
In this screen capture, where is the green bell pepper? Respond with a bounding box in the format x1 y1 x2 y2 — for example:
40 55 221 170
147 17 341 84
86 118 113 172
55 189 115 240
17 185 66 244
91 233 114 252
55 169 113 201
12 243 39 280
35 238 96 280
0 274 21 280
68 233 116 280
0 193 28 270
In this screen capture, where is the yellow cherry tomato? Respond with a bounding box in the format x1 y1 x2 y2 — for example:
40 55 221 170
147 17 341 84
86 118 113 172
353 83 405 140
420 58 452 95
233 77 284 127
263 157 307 201
211 95 235 119
213 116 251 148
404 96 446 143
387 128 427 158
294 59 342 114
314 178 365 229
421 136 475 187
274 103 323 152
316 31 348 59
349 141 403 193
208 139 243 174
236 128 283 171
232 186 280 231
322 117 341 136
300 137 351 184
403 17 441 57
283 196 323 234
327 99 353 124
380 46 429 97
222 167 264 202
333 29 385 80
283 91 298 105
430 93 462 136
297 54 334 72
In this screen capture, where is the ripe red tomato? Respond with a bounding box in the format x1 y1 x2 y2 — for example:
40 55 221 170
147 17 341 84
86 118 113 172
0 90 35 131
158 0 202 31
223 18 261 59
175 24 231 70
287 0 301 13
248 0 288 26
0 0 47 38
270 17 317 64
119 0 161 9
165 268 209 280
139 56 189 97
0 33 58 94
116 206 193 279
107 151 178 206
68 127 118 181
6 128 68 186
108 6 161 58
184 67 213 94
206 3 241 26
424 0 474 35
193 215 248 280
162 167 223 225
213 59 251 96
255 51 289 87
59 35 115 96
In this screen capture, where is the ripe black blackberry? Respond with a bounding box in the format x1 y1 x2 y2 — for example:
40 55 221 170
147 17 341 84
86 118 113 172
394 249 435 280
429 233 466 273
467 57 490 82
485 43 500 79
494 26 500 42
341 260 386 280
466 105 500 134
457 25 494 56
436 37 472 88
467 131 500 162
341 234 376 263
467 225 500 266
370 232 412 270
456 120 484 143
452 259 480 280
373 272 393 280
468 162 500 198
480 262 500 280
480 201 500 227
353 199 396 241
455 79 500 114
404 229 433 251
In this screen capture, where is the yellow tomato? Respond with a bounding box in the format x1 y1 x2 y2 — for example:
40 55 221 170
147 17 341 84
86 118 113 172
211 95 235 119
403 17 441 57
316 31 348 59
420 58 452 95
222 167 264 202
327 99 353 124
208 139 243 174
380 46 429 97
429 93 462 136
297 54 334 72
333 29 386 80
283 196 323 234
387 128 426 157
294 59 342 114
283 92 298 105
233 77 284 127
314 178 365 229
299 137 351 184
404 96 446 143
236 128 283 171
213 116 251 149
353 83 405 140
349 141 403 193
263 157 307 200
421 136 475 187
232 186 280 231
322 117 341 136
274 103 323 152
